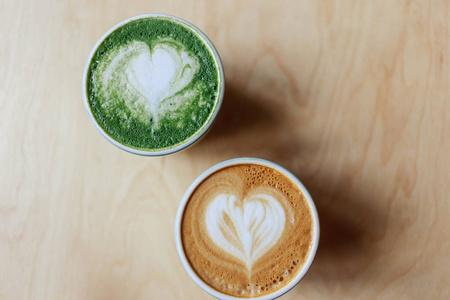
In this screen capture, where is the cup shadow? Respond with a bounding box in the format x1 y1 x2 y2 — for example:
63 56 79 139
264 153 395 296
200 83 280 143
189 79 395 295
193 82 303 158
295 175 383 276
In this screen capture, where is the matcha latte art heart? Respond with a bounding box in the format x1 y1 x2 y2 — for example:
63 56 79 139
83 15 224 155
96 40 200 125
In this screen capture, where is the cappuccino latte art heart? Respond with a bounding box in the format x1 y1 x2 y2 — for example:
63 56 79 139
181 163 314 298
206 193 286 271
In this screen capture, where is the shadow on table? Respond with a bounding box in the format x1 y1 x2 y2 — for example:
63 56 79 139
265 145 393 297
191 82 309 159
189 79 394 294
197 82 280 146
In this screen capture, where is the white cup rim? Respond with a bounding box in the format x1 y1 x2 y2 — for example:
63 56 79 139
82 14 225 156
175 157 320 299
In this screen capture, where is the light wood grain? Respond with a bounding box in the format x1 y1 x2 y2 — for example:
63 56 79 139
1 0 449 299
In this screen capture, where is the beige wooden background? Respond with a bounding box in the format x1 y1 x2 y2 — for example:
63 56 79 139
1 0 449 299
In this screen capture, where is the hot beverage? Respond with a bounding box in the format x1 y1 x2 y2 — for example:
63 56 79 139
176 159 319 298
83 15 224 155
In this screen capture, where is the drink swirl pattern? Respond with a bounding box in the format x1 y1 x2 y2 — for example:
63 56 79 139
93 39 200 126
181 164 314 297
85 16 222 152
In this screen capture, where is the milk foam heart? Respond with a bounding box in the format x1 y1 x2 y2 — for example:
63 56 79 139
86 16 222 151
206 193 286 271
96 39 199 125
181 163 314 297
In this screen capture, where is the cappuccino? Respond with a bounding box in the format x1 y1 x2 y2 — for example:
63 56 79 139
177 159 319 298
83 15 223 155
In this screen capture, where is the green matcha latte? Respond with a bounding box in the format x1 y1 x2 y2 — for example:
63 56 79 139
83 15 224 155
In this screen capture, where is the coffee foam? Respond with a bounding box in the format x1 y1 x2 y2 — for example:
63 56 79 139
93 38 200 126
205 191 286 272
181 164 314 297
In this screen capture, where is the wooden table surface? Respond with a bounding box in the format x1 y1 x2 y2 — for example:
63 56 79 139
1 0 449 299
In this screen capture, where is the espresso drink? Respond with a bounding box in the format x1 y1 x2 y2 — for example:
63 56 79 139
181 164 314 297
85 16 222 152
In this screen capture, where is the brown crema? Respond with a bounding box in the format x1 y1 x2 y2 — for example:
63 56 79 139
181 164 314 297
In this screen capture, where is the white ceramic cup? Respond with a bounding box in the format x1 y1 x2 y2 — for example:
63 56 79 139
82 14 225 156
175 157 320 300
